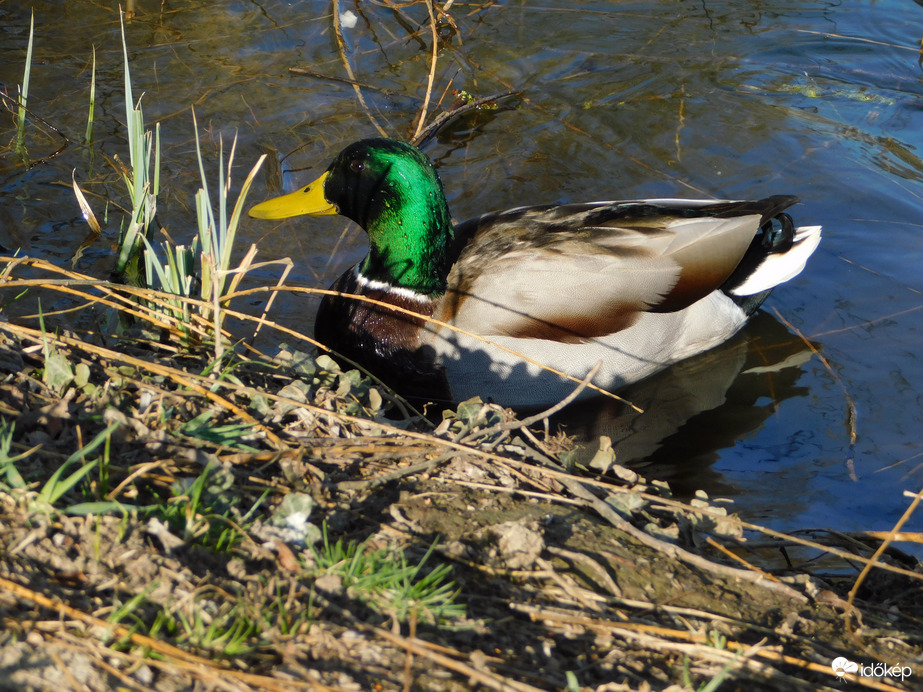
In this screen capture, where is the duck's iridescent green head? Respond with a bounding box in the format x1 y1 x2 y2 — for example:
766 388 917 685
249 138 454 294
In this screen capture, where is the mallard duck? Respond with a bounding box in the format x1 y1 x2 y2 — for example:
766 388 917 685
249 138 821 407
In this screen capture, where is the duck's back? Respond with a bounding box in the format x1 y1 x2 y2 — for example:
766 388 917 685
421 196 820 406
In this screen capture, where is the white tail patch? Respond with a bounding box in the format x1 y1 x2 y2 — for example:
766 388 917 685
729 225 822 296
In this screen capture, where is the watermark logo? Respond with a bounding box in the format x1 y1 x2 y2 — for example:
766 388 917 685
830 657 912 683
831 657 858 678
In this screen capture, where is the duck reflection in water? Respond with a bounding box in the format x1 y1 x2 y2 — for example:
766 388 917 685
555 310 815 498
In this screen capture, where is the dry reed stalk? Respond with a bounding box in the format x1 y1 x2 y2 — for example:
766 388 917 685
371 626 546 692
705 535 785 584
412 0 439 140
0 320 284 449
731 523 923 583
772 306 858 474
847 486 923 610
0 256 422 415
514 604 909 692
474 447 922 584
331 0 388 137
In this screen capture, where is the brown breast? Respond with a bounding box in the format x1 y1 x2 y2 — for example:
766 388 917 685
314 266 452 404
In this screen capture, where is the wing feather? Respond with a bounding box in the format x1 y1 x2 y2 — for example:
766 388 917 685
443 205 763 341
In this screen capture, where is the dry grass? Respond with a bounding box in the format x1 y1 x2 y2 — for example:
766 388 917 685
0 256 919 691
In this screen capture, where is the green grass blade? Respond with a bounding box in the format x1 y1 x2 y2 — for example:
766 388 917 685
226 154 267 261
85 44 96 144
192 109 215 245
153 121 161 196
120 10 135 177
108 581 158 626
15 10 35 150
0 419 26 490
38 456 99 507
218 137 228 263
142 235 173 295
64 501 141 516
36 422 120 506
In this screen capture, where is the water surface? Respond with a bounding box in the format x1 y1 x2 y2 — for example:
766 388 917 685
1 0 921 542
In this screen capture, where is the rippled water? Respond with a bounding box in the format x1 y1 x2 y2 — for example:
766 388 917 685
1 0 922 541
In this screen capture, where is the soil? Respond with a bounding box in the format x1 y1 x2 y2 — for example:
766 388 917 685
0 262 920 692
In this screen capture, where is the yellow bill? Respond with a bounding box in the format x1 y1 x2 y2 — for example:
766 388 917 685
248 171 338 219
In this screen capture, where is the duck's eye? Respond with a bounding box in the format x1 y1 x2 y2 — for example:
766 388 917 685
349 159 364 173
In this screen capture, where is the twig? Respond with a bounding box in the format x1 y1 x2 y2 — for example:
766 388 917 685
412 0 439 140
0 92 71 169
412 91 518 147
730 525 922 583
0 321 285 449
705 536 783 584
331 0 388 137
335 452 453 491
450 480 585 506
403 612 415 692
372 627 545 692
287 67 396 94
793 28 920 53
772 307 858 479
535 556 603 612
847 486 923 610
514 604 908 692
49 636 151 692
553 473 811 603
545 545 622 597
459 362 603 446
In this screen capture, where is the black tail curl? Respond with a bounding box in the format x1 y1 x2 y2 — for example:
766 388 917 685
721 209 800 315
759 212 795 253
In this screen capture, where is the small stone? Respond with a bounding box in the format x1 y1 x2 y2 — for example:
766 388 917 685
494 520 544 569
315 573 344 596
